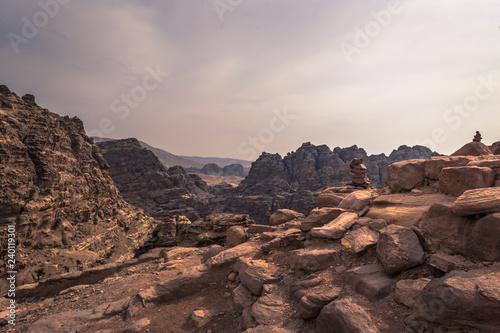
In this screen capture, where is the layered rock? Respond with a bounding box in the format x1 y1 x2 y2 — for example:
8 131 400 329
0 86 156 285
97 139 211 221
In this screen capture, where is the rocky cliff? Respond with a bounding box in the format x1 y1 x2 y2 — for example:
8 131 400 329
97 139 211 221
0 86 156 287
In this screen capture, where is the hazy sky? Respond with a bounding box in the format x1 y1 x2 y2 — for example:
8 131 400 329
1 0 499 160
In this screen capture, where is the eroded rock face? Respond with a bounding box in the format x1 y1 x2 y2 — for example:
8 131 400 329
452 187 500 216
98 139 211 221
0 87 156 283
413 270 500 332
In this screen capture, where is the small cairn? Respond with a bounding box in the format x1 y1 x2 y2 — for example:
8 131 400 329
473 131 482 143
349 158 370 188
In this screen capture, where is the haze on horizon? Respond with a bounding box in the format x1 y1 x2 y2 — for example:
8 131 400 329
1 0 499 161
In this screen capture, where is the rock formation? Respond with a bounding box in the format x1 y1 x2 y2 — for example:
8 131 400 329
452 131 493 156
349 158 370 187
473 130 482 142
97 138 211 221
0 86 156 286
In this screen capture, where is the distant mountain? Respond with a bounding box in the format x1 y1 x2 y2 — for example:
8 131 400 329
179 156 253 169
92 137 203 168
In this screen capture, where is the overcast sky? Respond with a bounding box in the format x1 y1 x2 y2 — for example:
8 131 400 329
1 0 499 160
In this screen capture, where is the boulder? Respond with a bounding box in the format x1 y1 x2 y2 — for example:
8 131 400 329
452 187 500 216
439 166 495 196
250 292 289 325
338 190 376 212
290 276 325 300
467 158 500 180
385 159 427 192
298 288 342 319
122 318 151 333
205 242 260 267
233 284 253 311
424 156 471 180
413 270 500 332
341 227 379 255
376 225 425 275
300 207 346 231
394 278 431 308
451 141 493 156
491 141 500 155
317 190 345 208
237 259 280 296
226 226 249 248
467 213 500 261
316 297 380 333
419 203 474 253
201 245 226 264
289 248 340 271
428 253 475 273
347 264 394 300
269 209 304 226
190 309 214 328
351 217 388 232
309 212 358 239
261 228 301 253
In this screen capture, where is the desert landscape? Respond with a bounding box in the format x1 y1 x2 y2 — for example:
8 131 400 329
1 1 499 333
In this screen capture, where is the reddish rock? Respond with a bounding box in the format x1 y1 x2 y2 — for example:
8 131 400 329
300 207 346 231
452 187 500 216
451 141 493 156
309 212 358 239
467 213 500 261
439 166 495 196
269 209 304 226
317 189 345 208
424 156 470 180
385 159 427 192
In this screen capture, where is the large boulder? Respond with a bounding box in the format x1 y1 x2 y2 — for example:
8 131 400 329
309 212 358 239
269 209 304 226
395 278 431 308
467 213 500 261
316 297 380 333
317 189 345 208
491 141 500 155
413 270 500 332
451 141 493 156
419 203 474 253
298 289 342 320
341 227 379 255
452 187 500 216
338 190 376 212
226 226 249 248
236 259 280 296
439 166 495 196
300 207 346 231
424 156 471 180
347 264 395 300
385 159 427 192
376 225 425 275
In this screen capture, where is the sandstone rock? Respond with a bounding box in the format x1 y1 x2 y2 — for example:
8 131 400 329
201 245 226 264
385 159 427 192
452 141 493 156
309 212 358 239
205 242 260 267
347 264 394 300
491 141 500 155
349 158 370 187
452 187 500 216
247 224 277 234
467 213 500 261
377 225 425 275
233 284 253 311
191 309 214 328
238 259 280 296
424 156 471 180
298 288 342 319
164 247 201 261
317 297 380 333
419 203 474 253
341 227 379 255
467 158 500 179
290 276 325 300
351 217 387 232
251 292 289 325
226 226 249 248
338 190 376 212
413 270 500 332
261 228 302 253
300 207 346 231
439 166 495 196
122 318 151 333
269 209 304 226
428 253 475 273
317 189 345 208
289 248 340 271
394 278 431 308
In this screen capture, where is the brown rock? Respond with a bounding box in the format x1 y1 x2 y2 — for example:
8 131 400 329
317 297 380 333
238 260 280 296
452 187 500 216
298 288 342 319
226 226 249 248
309 212 358 239
376 225 425 275
269 209 304 226
347 264 394 300
300 207 346 231
467 213 500 261
491 141 500 155
341 227 379 255
395 278 431 308
338 190 376 212
317 189 345 208
289 248 340 271
385 159 427 192
439 166 495 196
424 156 471 180
452 141 493 156
250 292 289 325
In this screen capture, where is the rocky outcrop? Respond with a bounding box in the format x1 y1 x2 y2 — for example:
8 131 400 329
0 86 156 285
97 139 211 221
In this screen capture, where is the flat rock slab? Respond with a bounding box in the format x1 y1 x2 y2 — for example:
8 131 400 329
452 187 500 216
289 248 340 271
300 207 346 231
342 226 379 255
376 225 425 275
428 253 475 273
439 166 495 196
269 209 304 226
205 242 260 267
309 212 358 239
338 190 377 212
238 259 280 296
317 297 380 333
413 270 500 332
247 225 277 234
347 264 394 300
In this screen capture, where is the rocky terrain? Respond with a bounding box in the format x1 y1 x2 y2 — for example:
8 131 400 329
0 86 157 290
8 136 500 333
